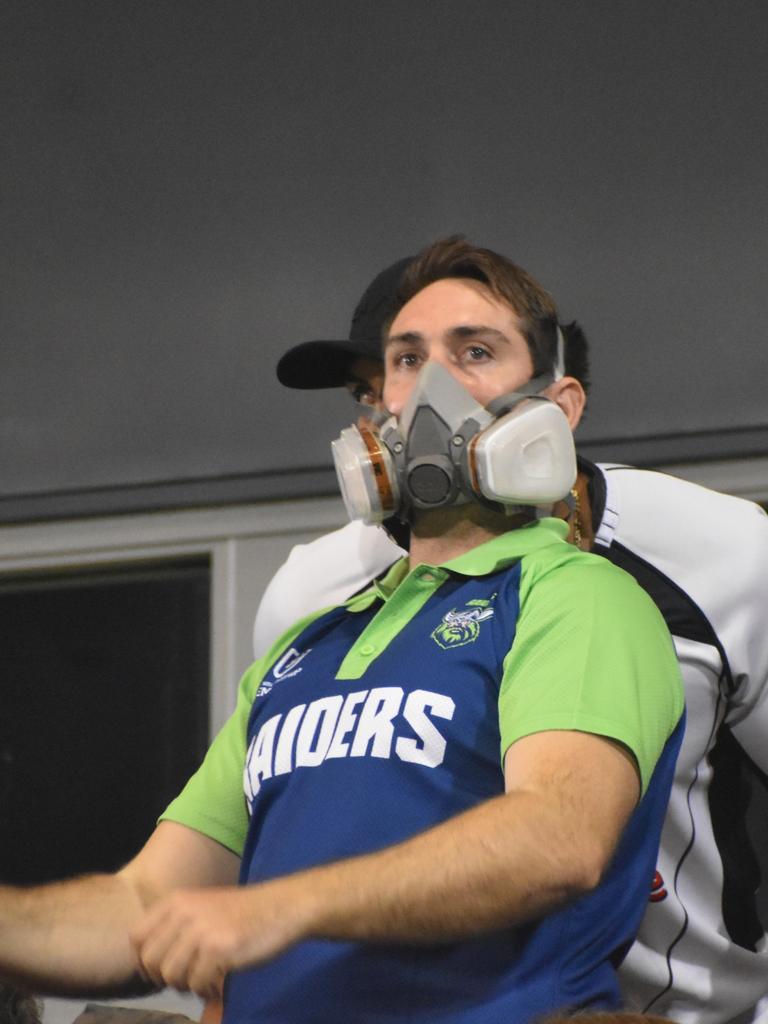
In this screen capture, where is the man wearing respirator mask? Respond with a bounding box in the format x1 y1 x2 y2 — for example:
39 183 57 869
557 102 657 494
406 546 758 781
264 236 768 1024
0 239 684 1024
151 239 683 1021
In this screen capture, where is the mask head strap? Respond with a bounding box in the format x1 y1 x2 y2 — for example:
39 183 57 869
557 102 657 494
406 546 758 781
553 324 565 381
485 325 565 416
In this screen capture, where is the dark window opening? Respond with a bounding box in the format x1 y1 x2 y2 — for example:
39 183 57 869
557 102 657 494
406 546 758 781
0 557 210 883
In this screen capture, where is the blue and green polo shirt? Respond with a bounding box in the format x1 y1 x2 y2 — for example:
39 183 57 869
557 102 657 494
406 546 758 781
163 517 684 1023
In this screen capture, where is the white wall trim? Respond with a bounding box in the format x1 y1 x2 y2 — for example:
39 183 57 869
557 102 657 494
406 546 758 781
0 495 347 565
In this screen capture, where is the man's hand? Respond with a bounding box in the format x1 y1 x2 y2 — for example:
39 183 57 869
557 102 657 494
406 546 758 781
129 880 309 999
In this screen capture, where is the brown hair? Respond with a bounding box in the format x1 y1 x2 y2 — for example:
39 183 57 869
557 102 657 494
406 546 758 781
0 986 42 1024
395 236 591 395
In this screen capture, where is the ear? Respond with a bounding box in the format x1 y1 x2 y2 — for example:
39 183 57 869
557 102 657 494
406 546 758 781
545 376 586 430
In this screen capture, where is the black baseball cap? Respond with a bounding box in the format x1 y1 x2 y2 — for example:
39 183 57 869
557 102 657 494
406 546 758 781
276 256 414 389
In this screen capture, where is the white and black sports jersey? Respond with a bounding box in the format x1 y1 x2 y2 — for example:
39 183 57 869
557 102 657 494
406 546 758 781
252 461 768 1024
589 464 768 1024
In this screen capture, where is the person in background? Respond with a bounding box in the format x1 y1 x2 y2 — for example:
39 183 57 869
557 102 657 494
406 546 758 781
261 236 768 1024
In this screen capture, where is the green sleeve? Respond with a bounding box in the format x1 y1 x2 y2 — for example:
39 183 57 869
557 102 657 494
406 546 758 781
498 548 684 794
160 605 337 855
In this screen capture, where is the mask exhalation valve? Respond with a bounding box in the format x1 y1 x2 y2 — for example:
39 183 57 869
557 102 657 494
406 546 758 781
407 458 454 505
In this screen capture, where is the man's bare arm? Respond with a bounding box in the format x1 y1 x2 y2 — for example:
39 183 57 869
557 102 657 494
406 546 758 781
0 822 239 997
132 730 639 997
314 729 639 940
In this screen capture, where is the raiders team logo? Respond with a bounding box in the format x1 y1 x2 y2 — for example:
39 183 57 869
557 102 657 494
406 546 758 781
431 599 495 649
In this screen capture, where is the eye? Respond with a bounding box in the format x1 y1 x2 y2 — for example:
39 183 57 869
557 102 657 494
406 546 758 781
391 350 422 370
346 381 385 408
462 344 492 363
348 383 376 406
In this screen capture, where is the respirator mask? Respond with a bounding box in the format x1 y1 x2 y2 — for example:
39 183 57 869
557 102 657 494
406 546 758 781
331 339 577 525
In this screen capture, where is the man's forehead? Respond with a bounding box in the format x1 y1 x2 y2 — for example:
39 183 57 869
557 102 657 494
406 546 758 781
386 325 514 349
387 277 518 339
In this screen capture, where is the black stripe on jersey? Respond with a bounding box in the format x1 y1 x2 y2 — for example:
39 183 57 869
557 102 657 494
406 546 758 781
583 454 608 532
597 541 763 956
583 458 732 682
708 723 765 951
583 457 734 693
596 539 735 697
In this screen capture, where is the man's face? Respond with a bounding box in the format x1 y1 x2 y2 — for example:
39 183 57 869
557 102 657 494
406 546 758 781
383 278 535 416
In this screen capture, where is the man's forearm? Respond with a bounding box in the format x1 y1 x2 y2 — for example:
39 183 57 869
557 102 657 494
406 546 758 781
297 733 637 946
131 787 591 996
0 873 149 996
291 787 599 945
131 731 639 996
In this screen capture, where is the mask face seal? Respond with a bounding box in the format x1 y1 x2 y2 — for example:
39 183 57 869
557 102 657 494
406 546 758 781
332 361 576 525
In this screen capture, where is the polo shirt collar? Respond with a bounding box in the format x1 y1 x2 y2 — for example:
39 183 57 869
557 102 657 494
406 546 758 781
346 517 568 611
442 517 568 575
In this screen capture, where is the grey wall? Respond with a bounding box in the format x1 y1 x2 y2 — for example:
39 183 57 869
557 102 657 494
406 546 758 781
3 1 767 521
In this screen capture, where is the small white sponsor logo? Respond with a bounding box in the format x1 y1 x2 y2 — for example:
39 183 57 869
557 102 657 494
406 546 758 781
272 646 312 679
256 646 313 697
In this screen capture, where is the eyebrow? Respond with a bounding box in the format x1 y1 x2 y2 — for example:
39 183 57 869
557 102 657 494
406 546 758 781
385 325 513 348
